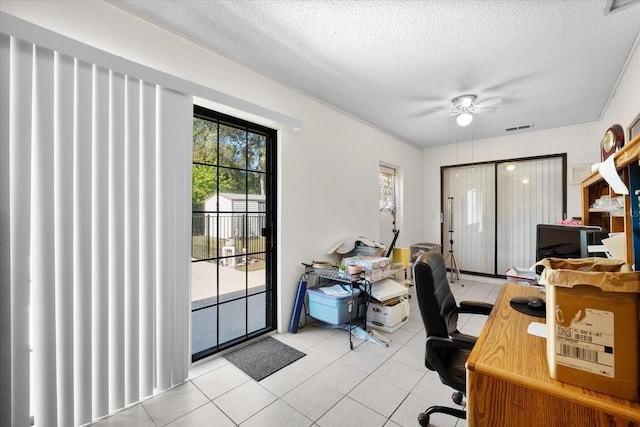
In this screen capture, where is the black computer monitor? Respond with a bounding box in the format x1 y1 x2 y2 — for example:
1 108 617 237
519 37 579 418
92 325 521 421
535 224 609 273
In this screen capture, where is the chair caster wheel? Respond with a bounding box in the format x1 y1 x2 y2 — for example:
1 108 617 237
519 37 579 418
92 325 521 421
418 412 430 426
452 391 463 405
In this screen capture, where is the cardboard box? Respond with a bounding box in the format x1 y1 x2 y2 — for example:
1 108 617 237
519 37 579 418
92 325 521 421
343 256 392 270
366 309 409 333
343 256 392 282
364 267 390 282
366 318 408 333
367 298 410 327
308 287 364 325
410 243 441 262
366 297 410 333
538 257 640 401
392 247 410 267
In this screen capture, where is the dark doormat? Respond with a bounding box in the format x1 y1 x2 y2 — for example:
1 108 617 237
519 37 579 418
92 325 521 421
224 336 306 381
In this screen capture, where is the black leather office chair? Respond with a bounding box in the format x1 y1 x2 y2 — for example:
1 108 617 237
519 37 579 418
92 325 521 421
413 251 493 426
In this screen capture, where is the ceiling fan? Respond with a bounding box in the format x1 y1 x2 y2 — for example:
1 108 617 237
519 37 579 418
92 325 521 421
446 94 503 126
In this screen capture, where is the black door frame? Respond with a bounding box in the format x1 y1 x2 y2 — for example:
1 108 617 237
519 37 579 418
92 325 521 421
191 105 277 362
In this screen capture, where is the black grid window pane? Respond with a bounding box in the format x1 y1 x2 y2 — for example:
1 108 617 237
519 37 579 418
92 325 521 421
191 105 276 362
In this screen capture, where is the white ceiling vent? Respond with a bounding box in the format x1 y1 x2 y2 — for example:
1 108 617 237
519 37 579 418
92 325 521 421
604 0 640 15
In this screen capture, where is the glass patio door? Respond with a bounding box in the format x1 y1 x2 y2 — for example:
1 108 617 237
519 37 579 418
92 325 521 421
191 106 277 362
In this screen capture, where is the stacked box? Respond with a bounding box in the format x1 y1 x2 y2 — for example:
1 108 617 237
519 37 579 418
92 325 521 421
366 297 410 333
538 257 640 401
343 255 391 270
343 256 392 282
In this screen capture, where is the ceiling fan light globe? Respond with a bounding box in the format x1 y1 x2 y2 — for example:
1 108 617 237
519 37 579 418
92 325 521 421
457 112 473 127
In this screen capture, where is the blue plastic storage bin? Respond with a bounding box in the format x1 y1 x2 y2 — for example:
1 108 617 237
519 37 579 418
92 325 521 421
308 287 363 325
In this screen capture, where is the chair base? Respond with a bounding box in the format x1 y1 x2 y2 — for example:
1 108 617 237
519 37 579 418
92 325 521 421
418 405 466 426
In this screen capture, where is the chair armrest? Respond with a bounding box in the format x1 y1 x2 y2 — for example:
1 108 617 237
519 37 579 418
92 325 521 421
459 301 493 315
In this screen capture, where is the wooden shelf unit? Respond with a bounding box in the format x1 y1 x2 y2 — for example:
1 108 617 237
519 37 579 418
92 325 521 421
581 134 640 264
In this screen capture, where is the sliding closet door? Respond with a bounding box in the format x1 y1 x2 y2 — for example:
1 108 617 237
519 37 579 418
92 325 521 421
442 164 496 275
442 154 565 277
496 157 565 273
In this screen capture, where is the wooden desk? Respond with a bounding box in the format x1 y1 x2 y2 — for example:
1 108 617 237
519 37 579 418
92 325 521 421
466 283 640 426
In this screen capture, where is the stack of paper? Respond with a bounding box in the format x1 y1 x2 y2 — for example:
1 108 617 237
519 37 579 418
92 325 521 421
318 284 351 296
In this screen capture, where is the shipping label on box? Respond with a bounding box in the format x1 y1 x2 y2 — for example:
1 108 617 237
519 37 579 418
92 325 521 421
553 307 615 378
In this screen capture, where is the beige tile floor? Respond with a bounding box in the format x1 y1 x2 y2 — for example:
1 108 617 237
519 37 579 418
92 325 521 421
94 277 502 427
191 261 265 301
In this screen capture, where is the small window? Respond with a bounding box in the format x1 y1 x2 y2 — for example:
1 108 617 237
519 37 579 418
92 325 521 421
379 165 396 212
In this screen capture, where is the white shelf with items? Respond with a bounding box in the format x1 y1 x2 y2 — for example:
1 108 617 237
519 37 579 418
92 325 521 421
581 134 640 265
302 260 401 349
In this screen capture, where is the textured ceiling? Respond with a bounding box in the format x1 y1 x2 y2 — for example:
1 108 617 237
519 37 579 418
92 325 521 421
112 0 640 148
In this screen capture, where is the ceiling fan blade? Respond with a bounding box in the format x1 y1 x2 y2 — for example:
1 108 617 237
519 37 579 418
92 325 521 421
429 109 457 118
474 107 497 114
475 96 503 109
432 106 458 112
414 108 453 119
420 108 461 119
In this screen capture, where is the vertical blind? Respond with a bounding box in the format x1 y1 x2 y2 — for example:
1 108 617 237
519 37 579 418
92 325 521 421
1 33 192 426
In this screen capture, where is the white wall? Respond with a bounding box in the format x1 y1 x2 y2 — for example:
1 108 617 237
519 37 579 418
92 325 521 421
0 1 423 333
420 35 640 246
2 0 637 336
599 33 640 139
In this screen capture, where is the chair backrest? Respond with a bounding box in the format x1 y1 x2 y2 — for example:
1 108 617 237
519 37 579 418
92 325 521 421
413 251 459 338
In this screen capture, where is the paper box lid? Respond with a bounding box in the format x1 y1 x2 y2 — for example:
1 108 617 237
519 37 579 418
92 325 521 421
369 278 408 302
537 257 640 293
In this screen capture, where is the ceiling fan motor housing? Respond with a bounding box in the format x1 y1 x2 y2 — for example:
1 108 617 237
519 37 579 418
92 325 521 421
452 94 477 109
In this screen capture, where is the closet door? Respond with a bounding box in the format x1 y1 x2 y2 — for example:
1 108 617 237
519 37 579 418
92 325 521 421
442 154 565 277
496 157 565 274
442 164 496 275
